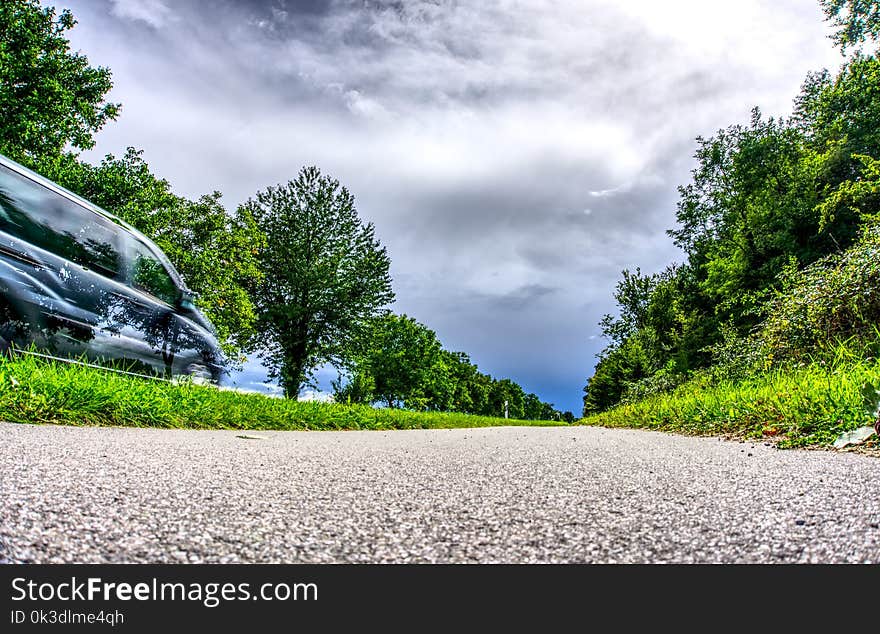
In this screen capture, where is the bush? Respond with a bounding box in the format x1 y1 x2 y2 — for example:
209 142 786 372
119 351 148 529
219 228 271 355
581 337 880 448
755 219 880 365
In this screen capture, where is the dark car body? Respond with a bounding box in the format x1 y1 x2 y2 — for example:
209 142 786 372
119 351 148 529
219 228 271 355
0 153 225 382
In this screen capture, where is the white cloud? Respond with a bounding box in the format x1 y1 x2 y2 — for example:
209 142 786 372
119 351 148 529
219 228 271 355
109 0 173 28
298 390 335 403
343 90 392 120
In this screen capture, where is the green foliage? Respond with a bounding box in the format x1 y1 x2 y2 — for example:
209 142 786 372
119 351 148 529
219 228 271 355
585 44 880 416
336 312 561 419
0 353 563 431
754 220 880 365
861 380 880 419
598 267 658 347
816 153 880 228
821 0 880 53
672 109 851 319
582 337 880 448
487 378 525 420
341 312 443 409
438 350 487 414
36 147 178 220
0 1 119 159
243 167 394 397
798 55 880 168
583 337 653 414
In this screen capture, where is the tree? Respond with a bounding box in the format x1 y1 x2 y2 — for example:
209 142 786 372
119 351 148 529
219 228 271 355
0 1 119 160
582 1 880 415
522 393 543 420
38 147 178 221
243 167 394 397
598 268 659 347
670 109 856 328
821 0 880 53
796 55 880 173
487 378 525 420
439 350 482 413
582 337 652 415
338 313 444 408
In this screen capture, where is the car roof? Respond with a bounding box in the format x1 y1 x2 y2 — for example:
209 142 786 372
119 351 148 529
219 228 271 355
0 152 187 290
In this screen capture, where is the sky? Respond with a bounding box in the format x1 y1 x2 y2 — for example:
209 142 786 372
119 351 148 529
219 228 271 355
53 0 842 413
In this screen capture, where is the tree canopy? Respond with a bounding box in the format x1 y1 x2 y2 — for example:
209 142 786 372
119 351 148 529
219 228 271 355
243 167 394 397
336 312 563 420
0 0 119 159
821 0 880 53
336 312 443 409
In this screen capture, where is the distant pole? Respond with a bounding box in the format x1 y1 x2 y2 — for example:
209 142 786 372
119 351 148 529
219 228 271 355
504 400 509 419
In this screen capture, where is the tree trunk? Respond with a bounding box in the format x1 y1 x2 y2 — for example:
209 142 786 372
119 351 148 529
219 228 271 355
281 320 310 399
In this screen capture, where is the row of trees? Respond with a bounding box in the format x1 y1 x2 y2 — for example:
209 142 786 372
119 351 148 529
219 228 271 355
0 1 563 420
335 312 572 420
584 0 880 414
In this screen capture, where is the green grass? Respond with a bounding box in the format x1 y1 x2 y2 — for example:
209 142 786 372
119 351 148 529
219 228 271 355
580 342 880 448
0 353 564 431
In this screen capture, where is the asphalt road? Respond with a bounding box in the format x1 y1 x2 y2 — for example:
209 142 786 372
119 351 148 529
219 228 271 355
1 422 879 563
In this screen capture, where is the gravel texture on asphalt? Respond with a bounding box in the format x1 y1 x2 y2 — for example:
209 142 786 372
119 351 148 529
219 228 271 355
1 422 879 563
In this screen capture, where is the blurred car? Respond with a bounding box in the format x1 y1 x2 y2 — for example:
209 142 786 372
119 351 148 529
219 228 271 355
0 152 225 383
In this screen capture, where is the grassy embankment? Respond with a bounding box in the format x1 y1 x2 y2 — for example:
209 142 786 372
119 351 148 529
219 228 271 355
0 353 563 431
580 341 880 448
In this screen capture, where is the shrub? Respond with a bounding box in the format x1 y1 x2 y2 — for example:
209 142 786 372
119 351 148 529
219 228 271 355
755 219 880 365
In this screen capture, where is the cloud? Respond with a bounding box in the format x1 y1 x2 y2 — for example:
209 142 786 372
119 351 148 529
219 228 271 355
108 0 174 28
61 0 842 411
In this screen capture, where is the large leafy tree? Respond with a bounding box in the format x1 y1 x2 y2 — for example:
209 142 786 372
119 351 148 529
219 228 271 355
0 1 119 159
671 109 841 311
336 314 561 418
243 167 394 397
339 312 444 409
439 350 486 414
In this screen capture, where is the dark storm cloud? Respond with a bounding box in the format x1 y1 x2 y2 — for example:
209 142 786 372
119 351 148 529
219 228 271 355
58 0 841 411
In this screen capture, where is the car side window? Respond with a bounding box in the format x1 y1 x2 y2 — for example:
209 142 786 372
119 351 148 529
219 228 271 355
125 237 179 306
0 164 122 277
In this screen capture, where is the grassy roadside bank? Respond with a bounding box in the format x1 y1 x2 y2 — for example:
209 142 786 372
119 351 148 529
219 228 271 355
579 348 880 448
0 354 563 431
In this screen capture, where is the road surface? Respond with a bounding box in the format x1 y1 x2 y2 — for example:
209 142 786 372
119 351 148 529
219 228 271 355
1 422 878 563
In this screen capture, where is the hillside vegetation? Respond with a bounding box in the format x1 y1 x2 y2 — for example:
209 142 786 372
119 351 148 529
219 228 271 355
581 1 880 447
